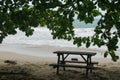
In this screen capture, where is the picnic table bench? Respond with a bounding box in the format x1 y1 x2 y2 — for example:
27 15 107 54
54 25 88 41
49 51 98 77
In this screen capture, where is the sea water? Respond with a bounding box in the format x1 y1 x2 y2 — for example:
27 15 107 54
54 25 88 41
2 19 98 47
2 27 96 48
1 19 120 58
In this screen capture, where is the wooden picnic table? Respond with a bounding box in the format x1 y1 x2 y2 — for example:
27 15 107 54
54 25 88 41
49 51 98 77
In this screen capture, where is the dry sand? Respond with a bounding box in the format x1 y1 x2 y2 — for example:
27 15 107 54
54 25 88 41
0 45 120 80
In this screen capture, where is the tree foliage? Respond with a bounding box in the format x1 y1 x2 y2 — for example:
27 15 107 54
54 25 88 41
0 0 120 61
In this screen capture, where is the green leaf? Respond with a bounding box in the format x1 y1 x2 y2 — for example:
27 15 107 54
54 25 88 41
5 0 12 5
92 10 101 17
115 55 119 59
25 29 34 37
109 50 119 62
86 37 90 48
104 51 108 57
0 0 120 62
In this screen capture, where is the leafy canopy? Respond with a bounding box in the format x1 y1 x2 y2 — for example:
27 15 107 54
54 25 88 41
0 0 120 61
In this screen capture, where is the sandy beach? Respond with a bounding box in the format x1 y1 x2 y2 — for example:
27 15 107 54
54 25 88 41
0 44 120 80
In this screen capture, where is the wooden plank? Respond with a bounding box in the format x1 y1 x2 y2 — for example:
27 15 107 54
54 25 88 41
53 51 96 56
61 61 98 64
49 64 94 69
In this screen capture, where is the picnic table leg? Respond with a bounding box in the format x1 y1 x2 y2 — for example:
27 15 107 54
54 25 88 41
57 54 60 74
81 55 89 77
86 56 89 77
88 56 93 73
86 55 91 77
61 54 66 71
89 57 93 73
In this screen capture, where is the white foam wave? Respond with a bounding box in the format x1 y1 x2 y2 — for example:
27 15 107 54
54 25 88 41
2 27 119 50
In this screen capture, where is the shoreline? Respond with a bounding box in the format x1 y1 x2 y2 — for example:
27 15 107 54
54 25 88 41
0 43 108 57
0 43 119 63
0 44 120 80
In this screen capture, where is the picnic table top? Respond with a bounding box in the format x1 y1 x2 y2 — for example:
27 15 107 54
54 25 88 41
53 51 96 56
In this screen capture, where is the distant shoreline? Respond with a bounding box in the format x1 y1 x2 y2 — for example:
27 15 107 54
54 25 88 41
0 43 117 59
